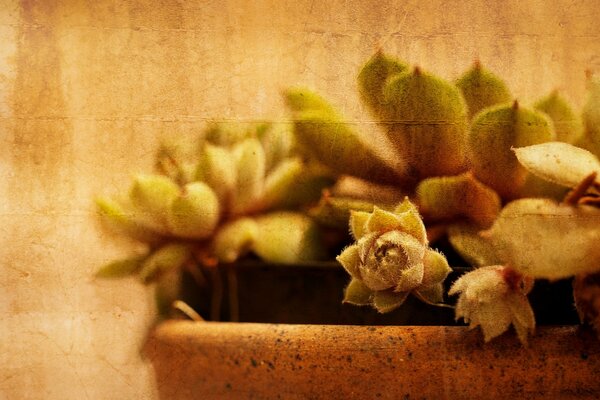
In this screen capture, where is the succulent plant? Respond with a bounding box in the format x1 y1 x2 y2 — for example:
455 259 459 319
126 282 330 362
455 61 511 119
337 198 451 313
96 121 334 318
449 266 535 345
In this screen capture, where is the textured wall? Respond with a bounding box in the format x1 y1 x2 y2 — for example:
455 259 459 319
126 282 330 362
1 0 599 398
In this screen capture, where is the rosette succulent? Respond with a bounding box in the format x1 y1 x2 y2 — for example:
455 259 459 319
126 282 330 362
96 121 333 318
337 198 451 313
449 266 535 345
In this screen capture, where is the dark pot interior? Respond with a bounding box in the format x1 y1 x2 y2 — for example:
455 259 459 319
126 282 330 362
181 257 579 326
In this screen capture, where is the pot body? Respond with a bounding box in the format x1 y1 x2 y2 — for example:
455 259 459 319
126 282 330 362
145 321 600 399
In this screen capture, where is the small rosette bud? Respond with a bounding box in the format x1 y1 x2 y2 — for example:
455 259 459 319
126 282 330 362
449 266 535 345
337 198 452 313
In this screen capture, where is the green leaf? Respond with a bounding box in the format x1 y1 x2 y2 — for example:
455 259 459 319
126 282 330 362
343 278 374 306
489 199 600 279
204 121 256 147
414 283 445 305
421 250 452 286
357 50 408 117
283 87 336 114
261 158 304 208
95 255 147 279
514 142 600 188
455 61 511 119
416 173 501 228
534 90 583 144
213 218 258 263
231 138 266 215
168 182 220 239
195 143 236 206
258 122 296 172
373 290 409 313
95 197 162 243
447 223 502 267
155 267 182 317
252 212 326 263
309 196 377 229
139 243 191 283
336 244 361 279
366 207 404 234
129 174 180 233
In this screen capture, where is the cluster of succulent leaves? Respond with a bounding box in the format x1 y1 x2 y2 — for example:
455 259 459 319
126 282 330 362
96 49 600 346
286 50 600 345
96 121 335 316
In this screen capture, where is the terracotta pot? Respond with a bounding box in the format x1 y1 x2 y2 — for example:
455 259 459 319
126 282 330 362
145 321 600 399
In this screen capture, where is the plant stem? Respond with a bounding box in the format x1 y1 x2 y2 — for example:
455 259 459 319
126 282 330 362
227 267 240 322
210 267 223 321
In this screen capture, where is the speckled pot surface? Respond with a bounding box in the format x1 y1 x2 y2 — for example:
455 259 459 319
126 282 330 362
144 321 600 399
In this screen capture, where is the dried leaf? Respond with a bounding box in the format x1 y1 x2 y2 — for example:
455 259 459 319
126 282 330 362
489 199 600 279
514 142 600 188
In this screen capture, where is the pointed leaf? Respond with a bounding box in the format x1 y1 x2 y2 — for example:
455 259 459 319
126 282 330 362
414 283 445 305
394 263 425 293
258 122 296 172
336 244 362 279
252 212 326 263
231 138 266 215
447 223 502 267
349 210 371 240
366 207 404 234
139 243 191 283
204 121 255 147
343 278 374 306
373 290 409 313
292 108 406 185
129 174 180 233
358 51 408 117
195 143 236 206
95 255 147 279
155 267 182 317
96 197 162 243
168 182 220 239
514 142 600 188
283 87 336 114
309 196 377 229
261 158 304 209
213 218 259 263
421 249 452 286
416 173 501 228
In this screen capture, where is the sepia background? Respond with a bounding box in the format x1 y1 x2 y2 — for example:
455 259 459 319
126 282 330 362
1 0 599 398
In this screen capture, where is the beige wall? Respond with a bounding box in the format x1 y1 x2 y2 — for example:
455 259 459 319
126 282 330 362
1 0 599 398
